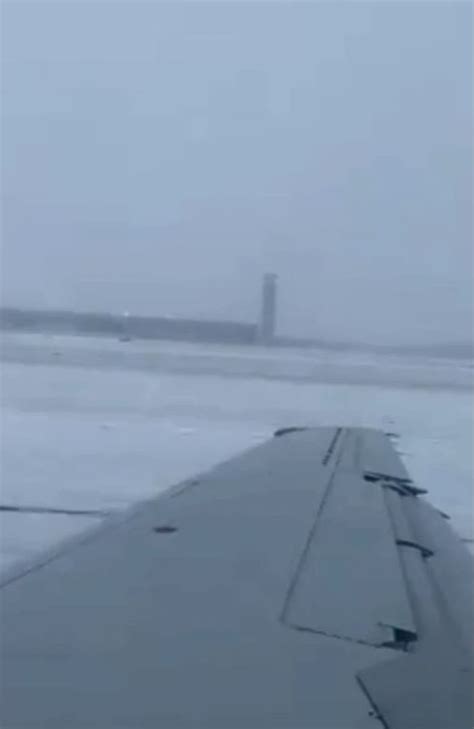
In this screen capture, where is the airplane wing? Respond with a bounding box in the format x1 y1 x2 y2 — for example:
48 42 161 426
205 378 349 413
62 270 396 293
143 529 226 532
1 427 472 728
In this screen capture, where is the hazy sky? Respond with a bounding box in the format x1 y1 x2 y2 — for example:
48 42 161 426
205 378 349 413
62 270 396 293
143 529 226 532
1 1 472 344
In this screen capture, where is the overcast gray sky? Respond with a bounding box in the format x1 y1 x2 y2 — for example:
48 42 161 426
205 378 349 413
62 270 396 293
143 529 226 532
1 1 472 344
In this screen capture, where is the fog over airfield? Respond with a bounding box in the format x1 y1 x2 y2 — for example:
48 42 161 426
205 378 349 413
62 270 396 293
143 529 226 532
1 1 472 345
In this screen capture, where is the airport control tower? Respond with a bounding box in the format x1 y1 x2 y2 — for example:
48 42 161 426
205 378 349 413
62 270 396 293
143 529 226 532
259 273 277 344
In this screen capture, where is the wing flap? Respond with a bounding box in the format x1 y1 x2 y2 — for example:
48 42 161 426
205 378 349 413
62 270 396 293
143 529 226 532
282 432 416 646
359 428 412 483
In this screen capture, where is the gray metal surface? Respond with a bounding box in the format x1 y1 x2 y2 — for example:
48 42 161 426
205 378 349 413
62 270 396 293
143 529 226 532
358 644 472 729
282 432 415 645
1 427 472 729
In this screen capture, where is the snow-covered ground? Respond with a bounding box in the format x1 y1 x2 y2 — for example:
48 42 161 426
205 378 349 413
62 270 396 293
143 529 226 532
1 332 472 573
2 331 472 389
